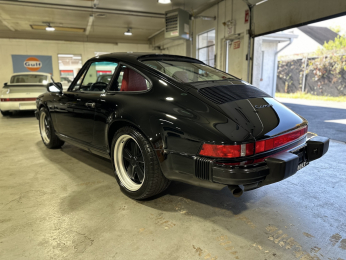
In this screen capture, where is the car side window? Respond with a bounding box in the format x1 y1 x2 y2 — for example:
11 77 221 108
70 61 118 92
110 65 151 92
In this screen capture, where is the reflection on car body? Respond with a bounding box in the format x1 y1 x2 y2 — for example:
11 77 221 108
35 53 330 200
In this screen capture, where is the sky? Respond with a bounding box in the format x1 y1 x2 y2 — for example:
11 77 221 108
310 15 346 35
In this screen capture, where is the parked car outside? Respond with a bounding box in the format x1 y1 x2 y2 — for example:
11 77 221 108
35 53 329 199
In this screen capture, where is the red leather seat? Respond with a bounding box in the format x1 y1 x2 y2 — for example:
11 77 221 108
120 68 147 91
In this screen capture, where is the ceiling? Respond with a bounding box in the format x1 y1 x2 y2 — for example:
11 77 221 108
0 0 215 44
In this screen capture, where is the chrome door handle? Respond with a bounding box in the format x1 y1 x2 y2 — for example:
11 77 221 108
85 102 95 108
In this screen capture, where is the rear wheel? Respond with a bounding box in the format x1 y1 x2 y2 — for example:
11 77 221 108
112 126 170 199
39 107 64 149
1 110 11 116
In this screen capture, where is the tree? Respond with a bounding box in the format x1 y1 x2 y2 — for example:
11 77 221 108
323 35 346 50
329 25 342 34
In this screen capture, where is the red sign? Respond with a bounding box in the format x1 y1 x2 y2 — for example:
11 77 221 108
245 9 249 24
234 41 241 49
60 70 73 73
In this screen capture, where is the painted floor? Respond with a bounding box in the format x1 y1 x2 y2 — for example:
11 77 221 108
0 111 345 260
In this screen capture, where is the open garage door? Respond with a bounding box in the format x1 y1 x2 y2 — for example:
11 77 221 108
253 0 346 36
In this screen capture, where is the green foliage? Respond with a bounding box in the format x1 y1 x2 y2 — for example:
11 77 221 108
323 35 346 50
329 25 342 34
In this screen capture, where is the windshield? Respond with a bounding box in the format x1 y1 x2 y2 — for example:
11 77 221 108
10 74 49 84
142 60 237 83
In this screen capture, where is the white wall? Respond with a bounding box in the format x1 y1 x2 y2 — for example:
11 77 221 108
278 29 321 57
193 0 251 81
162 39 188 56
0 38 153 86
258 41 278 96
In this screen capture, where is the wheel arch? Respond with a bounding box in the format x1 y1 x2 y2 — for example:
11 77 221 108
107 119 162 159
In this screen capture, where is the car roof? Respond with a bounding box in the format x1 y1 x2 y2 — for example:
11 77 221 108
11 72 51 76
90 52 203 64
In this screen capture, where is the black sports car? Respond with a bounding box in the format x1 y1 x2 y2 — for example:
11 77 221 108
35 53 329 199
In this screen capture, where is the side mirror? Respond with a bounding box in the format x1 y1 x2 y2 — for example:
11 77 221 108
47 82 63 93
4 82 7 86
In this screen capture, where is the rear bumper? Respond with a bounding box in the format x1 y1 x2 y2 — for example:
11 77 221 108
0 101 36 111
212 136 329 190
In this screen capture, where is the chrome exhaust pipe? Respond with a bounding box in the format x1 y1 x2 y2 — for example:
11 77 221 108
228 185 244 198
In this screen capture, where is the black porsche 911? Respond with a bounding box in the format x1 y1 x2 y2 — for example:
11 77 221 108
35 53 329 199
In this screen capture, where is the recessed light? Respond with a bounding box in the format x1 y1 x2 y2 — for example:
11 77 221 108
44 22 55 31
158 0 171 4
124 28 132 36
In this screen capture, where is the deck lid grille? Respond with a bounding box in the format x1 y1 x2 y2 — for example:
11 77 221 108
198 85 270 104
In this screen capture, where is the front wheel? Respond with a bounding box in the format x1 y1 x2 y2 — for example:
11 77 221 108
112 126 170 200
39 107 64 149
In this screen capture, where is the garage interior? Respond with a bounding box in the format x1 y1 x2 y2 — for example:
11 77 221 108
1 0 346 259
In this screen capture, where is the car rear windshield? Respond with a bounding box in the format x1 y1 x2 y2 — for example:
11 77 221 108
142 60 237 83
10 74 48 84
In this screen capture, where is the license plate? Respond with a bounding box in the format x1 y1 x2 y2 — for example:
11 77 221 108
297 161 309 171
19 103 36 110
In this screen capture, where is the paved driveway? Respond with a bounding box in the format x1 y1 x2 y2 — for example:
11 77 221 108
277 98 346 142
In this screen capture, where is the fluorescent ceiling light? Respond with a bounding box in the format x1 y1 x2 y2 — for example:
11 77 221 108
256 0 268 5
158 0 171 4
46 26 55 31
72 56 82 59
58 54 74 57
85 15 94 36
124 28 132 36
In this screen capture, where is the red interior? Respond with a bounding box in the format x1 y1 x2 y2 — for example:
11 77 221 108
120 68 147 92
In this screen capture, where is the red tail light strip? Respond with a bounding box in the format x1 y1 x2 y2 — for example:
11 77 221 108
0 98 37 102
255 127 308 154
199 126 308 158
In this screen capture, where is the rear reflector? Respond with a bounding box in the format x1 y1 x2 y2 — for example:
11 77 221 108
199 126 307 158
255 127 308 154
0 98 37 102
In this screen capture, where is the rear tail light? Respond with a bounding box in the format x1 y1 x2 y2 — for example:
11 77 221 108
199 143 254 158
199 126 307 158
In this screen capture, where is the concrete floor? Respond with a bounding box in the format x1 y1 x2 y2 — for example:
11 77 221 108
0 111 345 260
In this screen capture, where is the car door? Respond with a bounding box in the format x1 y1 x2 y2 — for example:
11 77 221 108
54 60 119 144
92 64 152 149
